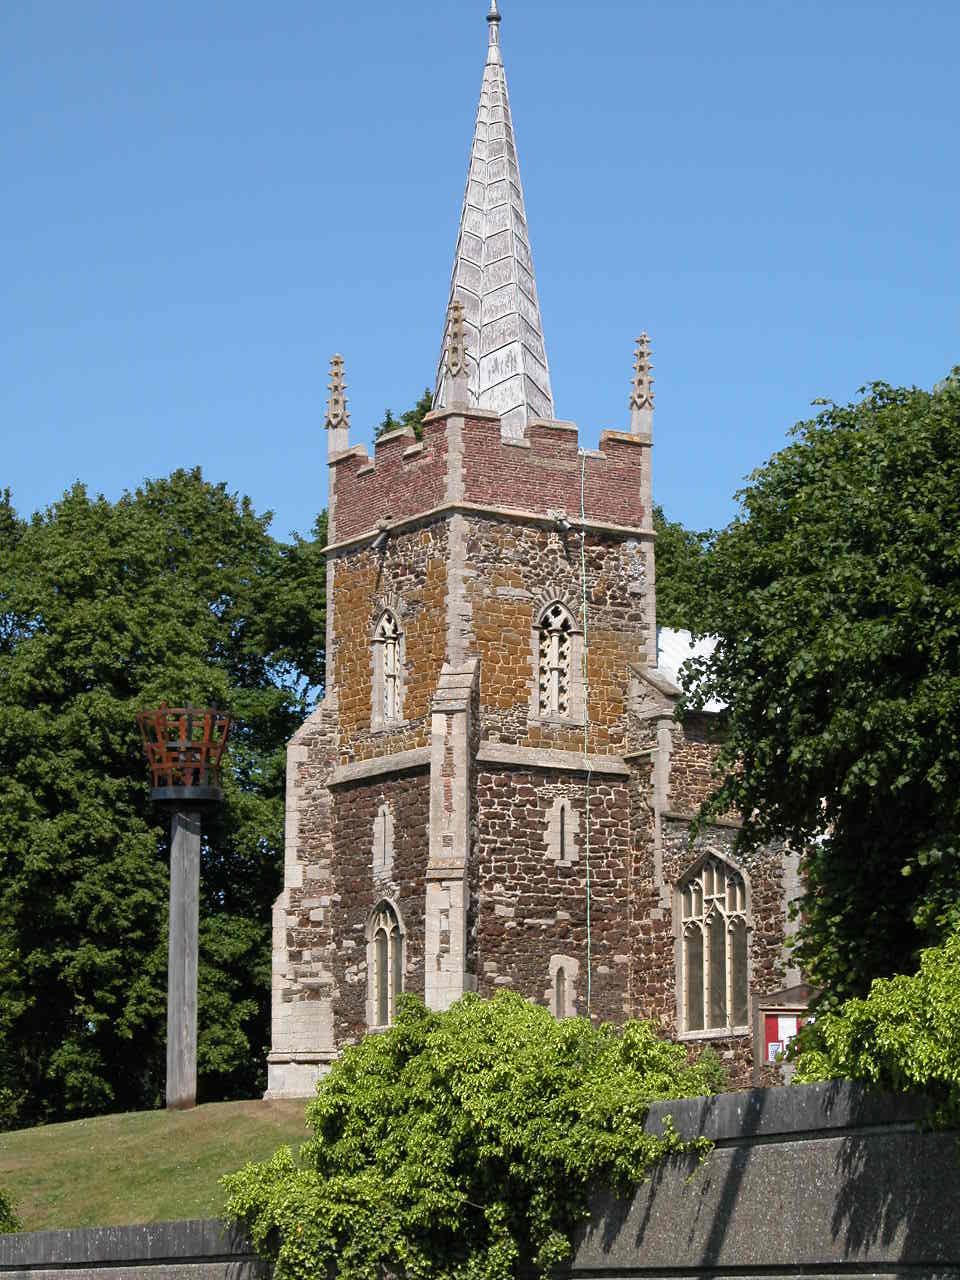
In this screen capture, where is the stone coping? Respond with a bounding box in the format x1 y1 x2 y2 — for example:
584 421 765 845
0 1219 260 1270
329 747 431 787
477 742 631 776
323 502 656 556
327 743 632 786
642 1080 930 1145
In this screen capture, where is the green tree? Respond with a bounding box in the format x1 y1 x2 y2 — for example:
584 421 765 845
794 922 960 1126
652 504 712 634
223 992 722 1280
375 387 434 442
0 1183 21 1234
0 470 326 1128
685 372 960 1007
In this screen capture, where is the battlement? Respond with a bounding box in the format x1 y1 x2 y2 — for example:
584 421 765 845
328 408 649 547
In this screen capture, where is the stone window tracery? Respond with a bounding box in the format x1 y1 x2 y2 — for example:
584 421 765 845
537 602 575 719
372 609 404 728
367 901 403 1028
680 857 749 1033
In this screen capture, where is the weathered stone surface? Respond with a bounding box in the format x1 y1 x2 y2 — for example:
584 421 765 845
573 1084 960 1277
0 1219 267 1279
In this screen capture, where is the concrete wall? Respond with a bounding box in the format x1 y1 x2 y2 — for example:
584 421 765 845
573 1082 960 1279
0 1218 266 1279
3 1084 958 1279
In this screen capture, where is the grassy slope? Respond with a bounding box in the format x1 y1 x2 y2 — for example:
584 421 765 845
0 1099 310 1232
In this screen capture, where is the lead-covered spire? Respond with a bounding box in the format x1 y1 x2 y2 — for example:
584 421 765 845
434 1 554 438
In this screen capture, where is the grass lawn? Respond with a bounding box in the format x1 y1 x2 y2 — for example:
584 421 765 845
0 1099 311 1232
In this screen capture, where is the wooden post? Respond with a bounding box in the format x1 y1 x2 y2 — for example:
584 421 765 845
166 809 201 1110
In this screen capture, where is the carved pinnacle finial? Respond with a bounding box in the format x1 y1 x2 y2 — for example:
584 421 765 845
445 301 467 381
487 0 502 27
326 354 350 432
630 333 655 438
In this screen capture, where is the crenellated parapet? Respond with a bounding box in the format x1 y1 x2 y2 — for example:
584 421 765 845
327 408 650 549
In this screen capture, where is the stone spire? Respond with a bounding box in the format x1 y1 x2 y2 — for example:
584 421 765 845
326 353 350 459
630 333 654 440
433 1 554 438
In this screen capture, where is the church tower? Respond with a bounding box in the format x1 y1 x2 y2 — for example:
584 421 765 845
265 4 798 1098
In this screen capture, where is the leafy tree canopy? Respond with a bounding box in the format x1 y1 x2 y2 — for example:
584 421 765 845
685 372 960 1006
0 1183 21 1234
223 992 725 1280
0 470 326 1128
651 504 712 634
375 387 434 442
794 922 960 1127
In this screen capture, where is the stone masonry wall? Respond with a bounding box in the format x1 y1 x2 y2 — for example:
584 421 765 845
667 711 728 816
474 767 633 1022
465 516 654 752
328 769 430 1047
331 524 448 760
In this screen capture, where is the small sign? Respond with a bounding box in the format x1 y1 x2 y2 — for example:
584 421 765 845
767 1040 784 1063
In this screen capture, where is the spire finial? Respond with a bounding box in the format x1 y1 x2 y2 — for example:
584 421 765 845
630 333 655 439
487 0 502 62
326 354 350 431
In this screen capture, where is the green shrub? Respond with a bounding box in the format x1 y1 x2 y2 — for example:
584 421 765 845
0 1185 22 1234
794 923 960 1124
223 993 723 1280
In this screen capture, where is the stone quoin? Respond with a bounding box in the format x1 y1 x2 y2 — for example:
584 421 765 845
265 3 802 1098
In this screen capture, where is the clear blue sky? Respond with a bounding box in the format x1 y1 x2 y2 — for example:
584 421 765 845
2 0 957 540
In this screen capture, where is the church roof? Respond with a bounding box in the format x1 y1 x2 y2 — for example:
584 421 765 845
433 1 555 438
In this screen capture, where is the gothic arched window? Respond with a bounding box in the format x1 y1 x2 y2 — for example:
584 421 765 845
680 858 749 1033
368 901 403 1028
537 602 576 719
372 610 403 727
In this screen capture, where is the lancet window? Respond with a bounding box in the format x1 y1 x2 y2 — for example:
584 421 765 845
537 602 576 718
555 966 567 1019
368 901 403 1028
680 858 749 1033
372 610 403 727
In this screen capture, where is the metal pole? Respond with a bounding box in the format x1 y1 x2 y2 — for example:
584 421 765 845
167 809 201 1110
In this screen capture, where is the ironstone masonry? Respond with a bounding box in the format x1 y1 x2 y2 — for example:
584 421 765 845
265 3 801 1098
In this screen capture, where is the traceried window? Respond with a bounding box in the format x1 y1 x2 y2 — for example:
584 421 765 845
373 610 403 726
680 858 749 1033
368 901 403 1028
537 602 575 718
